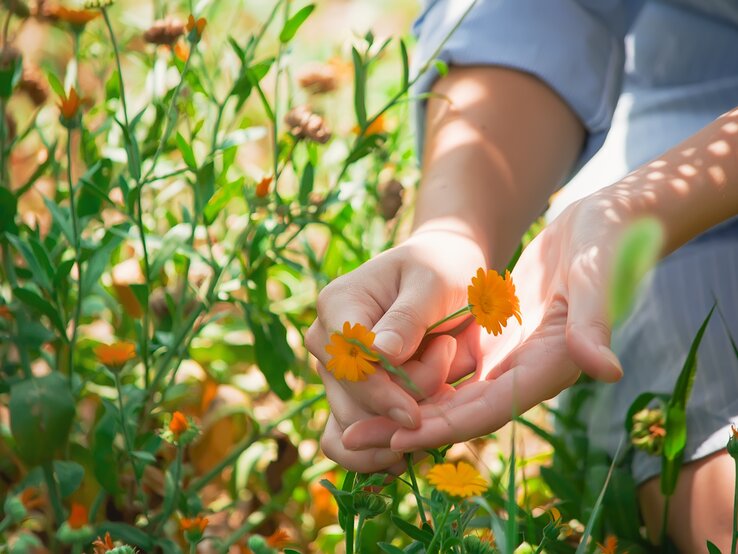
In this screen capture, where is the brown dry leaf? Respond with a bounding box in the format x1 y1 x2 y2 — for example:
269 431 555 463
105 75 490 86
265 433 299 494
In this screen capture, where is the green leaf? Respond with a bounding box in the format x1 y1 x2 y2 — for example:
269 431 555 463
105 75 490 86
245 309 294 400
43 196 74 244
663 405 687 461
298 162 314 205
279 4 315 42
609 217 663 324
624 392 668 434
46 71 65 98
433 59 449 77
707 541 722 554
96 522 154 550
0 51 22 97
82 233 123 292
0 188 17 233
93 403 121 494
10 373 75 466
378 544 406 554
78 159 113 218
53 460 84 498
12 286 66 336
390 514 433 545
351 47 367 129
399 39 409 90
6 234 52 293
131 450 157 464
176 132 197 169
671 305 715 410
204 177 244 224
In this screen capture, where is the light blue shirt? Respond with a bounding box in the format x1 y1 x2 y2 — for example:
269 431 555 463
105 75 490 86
412 0 738 483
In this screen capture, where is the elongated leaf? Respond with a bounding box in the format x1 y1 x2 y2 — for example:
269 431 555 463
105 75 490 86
298 162 314 205
279 4 315 42
609 218 663 324
245 308 294 400
390 514 433 545
661 305 715 496
399 39 409 90
378 544 406 554
0 188 17 233
707 541 722 554
46 71 65 97
175 132 197 169
351 47 367 129
82 234 123 292
12 286 65 336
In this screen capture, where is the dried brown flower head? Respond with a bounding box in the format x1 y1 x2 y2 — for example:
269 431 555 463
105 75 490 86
18 63 48 105
0 45 21 70
143 17 185 46
284 105 331 144
297 62 338 94
378 178 404 220
3 0 31 17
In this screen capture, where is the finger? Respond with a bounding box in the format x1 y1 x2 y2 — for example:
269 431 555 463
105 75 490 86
342 416 399 450
385 450 428 476
372 269 463 364
318 364 374 429
339 368 421 428
391 360 579 451
566 255 623 382
390 335 457 400
320 414 404 473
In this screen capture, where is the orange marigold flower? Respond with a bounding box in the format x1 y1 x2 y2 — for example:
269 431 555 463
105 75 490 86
598 535 619 554
67 502 88 529
427 461 487 498
266 528 291 548
255 175 272 198
325 322 379 382
0 305 12 320
20 487 44 510
49 5 99 27
359 113 386 136
186 14 206 39
468 268 522 335
95 341 136 368
180 515 208 533
58 87 83 120
92 532 115 554
169 411 189 438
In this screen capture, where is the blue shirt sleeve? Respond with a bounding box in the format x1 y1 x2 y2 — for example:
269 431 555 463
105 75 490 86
412 0 640 171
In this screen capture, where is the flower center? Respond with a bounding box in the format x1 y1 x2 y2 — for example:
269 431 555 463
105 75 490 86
349 346 359 357
480 294 496 314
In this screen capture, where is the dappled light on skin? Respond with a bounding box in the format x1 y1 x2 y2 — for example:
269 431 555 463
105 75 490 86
722 121 738 134
708 139 730 157
677 164 697 177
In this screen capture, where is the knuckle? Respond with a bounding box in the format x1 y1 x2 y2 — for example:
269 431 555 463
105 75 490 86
386 302 424 327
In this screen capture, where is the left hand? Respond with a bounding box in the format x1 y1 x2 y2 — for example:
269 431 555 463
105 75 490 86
342 190 632 452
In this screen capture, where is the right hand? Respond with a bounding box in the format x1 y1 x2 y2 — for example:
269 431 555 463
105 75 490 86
305 230 488 456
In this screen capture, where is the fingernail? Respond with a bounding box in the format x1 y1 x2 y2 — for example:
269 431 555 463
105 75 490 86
388 407 416 428
374 331 404 357
598 345 623 379
374 450 402 467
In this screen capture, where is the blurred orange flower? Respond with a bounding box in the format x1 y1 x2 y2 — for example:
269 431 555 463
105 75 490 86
468 268 521 335
92 532 115 554
358 113 387 136
169 411 189 438
266 528 291 548
180 515 208 533
186 15 206 39
57 87 83 120
427 461 487 498
49 5 99 27
68 502 88 529
20 487 44 510
325 322 379 381
0 305 12 320
598 535 619 554
173 41 190 62
94 341 136 368
255 176 272 198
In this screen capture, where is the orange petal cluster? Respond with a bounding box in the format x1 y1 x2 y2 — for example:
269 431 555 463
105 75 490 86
58 87 83 120
325 322 379 381
186 15 206 39
266 528 291 548
255 176 272 198
180 515 208 533
169 411 189 438
67 502 89 529
427 461 487 498
94 341 136 368
48 5 100 26
468 268 522 335
92 532 115 554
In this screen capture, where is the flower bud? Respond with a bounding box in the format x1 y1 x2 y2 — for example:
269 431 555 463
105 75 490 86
630 407 666 456
3 494 27 523
728 424 738 460
284 105 331 144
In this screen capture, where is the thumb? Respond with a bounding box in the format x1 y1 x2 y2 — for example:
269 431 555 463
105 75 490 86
372 279 461 364
565 262 623 382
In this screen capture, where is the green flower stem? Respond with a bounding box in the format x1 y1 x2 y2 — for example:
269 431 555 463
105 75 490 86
354 513 365 553
0 97 7 189
156 445 184 534
101 8 130 129
0 515 12 534
427 500 451 554
189 392 325 492
660 495 670 551
345 511 355 554
66 129 83 382
189 543 197 554
114 372 145 507
426 305 471 334
41 461 65 525
345 337 420 395
730 459 738 554
405 453 428 526
1 243 32 379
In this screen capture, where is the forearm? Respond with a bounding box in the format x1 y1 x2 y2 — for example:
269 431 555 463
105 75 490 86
413 66 585 269
606 107 738 254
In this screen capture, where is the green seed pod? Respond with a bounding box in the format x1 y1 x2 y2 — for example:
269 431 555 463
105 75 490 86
247 535 277 554
3 494 27 523
462 535 496 554
352 491 388 519
56 522 95 544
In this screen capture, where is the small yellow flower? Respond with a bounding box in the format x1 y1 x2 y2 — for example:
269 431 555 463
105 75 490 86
94 341 136 368
468 268 522 335
427 461 488 498
325 322 379 381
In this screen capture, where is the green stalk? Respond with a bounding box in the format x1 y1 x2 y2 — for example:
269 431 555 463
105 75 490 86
345 511 355 554
66 129 83 382
427 500 451 554
42 461 66 525
405 453 428 525
114 373 145 506
354 513 365 553
101 9 130 129
426 305 471 334
156 446 184 533
0 97 7 189
730 459 738 554
660 495 670 551
0 515 12 534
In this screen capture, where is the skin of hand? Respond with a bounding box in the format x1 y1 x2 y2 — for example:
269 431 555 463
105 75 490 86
306 66 585 472
344 104 738 456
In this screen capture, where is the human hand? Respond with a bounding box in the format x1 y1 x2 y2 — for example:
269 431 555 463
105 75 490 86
305 230 487 428
343 191 632 452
